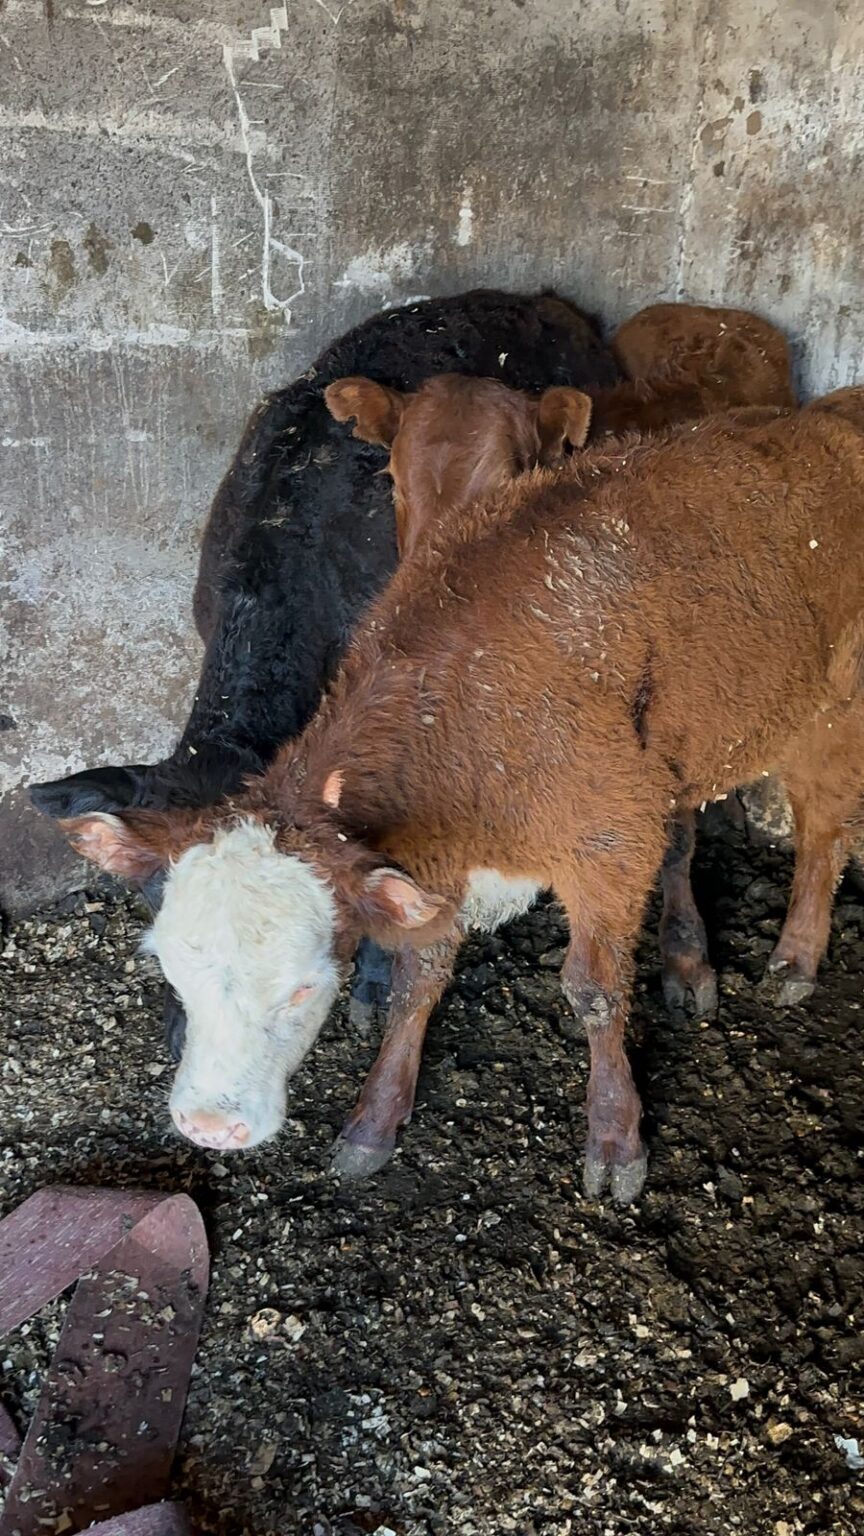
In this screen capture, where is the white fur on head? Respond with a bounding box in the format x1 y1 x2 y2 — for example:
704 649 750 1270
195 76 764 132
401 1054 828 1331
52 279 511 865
145 819 341 1149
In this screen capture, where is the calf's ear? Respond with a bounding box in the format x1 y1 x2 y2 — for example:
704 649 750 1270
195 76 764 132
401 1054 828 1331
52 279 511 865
59 808 207 881
324 377 406 447
30 764 150 819
536 387 593 463
357 868 455 944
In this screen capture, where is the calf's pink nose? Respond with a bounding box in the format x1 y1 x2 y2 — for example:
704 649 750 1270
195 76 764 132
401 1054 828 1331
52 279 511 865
172 1106 251 1150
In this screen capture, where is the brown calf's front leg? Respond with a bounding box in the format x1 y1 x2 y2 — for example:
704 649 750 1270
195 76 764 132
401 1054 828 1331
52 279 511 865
332 929 462 1180
560 920 647 1206
659 808 718 1018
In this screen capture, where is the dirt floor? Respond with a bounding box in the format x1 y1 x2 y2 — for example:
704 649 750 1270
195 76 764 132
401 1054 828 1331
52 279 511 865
2 810 863 1536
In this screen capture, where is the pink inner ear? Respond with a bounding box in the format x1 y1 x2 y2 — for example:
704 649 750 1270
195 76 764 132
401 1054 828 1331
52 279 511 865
367 870 448 929
61 813 127 865
59 812 163 880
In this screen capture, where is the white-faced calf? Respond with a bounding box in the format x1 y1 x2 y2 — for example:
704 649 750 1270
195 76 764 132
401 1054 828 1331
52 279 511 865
62 388 864 1203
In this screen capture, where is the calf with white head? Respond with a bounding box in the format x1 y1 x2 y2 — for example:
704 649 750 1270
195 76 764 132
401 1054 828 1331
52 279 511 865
62 789 455 1152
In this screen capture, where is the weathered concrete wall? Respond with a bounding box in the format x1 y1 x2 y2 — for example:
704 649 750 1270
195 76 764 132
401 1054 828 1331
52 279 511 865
2 0 862 909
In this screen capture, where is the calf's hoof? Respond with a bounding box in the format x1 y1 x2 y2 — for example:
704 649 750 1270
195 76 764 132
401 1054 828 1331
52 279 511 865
583 1142 648 1206
331 1132 397 1181
347 995 379 1036
348 940 393 1037
764 953 815 1008
347 977 392 1037
662 954 718 1019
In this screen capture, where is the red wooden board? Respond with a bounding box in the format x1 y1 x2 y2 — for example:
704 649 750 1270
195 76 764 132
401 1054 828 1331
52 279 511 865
0 1188 208 1536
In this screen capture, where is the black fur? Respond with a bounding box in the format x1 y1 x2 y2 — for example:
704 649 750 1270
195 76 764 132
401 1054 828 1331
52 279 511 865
31 288 620 1058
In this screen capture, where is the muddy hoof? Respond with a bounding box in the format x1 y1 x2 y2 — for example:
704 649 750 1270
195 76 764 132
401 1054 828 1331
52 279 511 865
774 973 815 1007
348 939 393 1037
583 1144 648 1206
347 995 378 1037
662 959 718 1019
347 979 392 1037
331 1135 396 1180
764 955 815 1008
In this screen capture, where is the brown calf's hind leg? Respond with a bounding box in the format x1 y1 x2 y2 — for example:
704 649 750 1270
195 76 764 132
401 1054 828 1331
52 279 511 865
560 916 647 1206
767 795 854 1006
768 709 864 1005
659 808 718 1019
332 930 462 1180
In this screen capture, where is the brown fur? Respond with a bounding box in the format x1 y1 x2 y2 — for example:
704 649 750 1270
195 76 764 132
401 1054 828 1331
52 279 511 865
611 301 794 406
266 401 864 899
326 372 592 561
318 305 796 1120
325 302 795 561
69 393 864 1197
266 396 864 1196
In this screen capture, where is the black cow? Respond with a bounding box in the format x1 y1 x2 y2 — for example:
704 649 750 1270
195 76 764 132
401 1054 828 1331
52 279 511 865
31 288 620 1062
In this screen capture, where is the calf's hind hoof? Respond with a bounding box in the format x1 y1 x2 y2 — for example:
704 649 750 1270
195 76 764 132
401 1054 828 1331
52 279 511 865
764 954 815 1008
331 1132 397 1181
348 940 393 1038
661 955 718 1019
347 995 379 1037
583 1143 648 1206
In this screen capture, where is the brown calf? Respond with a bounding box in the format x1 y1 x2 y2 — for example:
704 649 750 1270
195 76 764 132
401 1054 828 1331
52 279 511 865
63 390 864 1203
323 305 795 1074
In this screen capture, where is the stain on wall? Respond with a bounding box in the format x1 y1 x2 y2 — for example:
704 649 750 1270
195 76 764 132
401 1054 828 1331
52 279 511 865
1 0 862 909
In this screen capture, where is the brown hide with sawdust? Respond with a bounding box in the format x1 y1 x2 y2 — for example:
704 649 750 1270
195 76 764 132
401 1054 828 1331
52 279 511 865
255 396 864 927
325 302 795 560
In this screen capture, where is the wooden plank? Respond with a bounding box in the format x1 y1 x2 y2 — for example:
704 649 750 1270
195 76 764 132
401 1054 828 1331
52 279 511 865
0 1190 208 1536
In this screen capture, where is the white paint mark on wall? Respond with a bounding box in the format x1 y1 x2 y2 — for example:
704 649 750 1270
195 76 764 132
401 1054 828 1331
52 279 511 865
0 104 271 163
311 0 355 24
0 317 275 352
382 294 432 309
673 25 714 298
455 183 474 246
210 195 222 318
333 241 425 293
183 217 210 253
230 4 290 62
222 12 306 325
621 204 674 215
160 251 181 288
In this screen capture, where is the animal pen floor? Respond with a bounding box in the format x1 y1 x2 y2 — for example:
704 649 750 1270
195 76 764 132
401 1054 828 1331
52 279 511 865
2 814 863 1536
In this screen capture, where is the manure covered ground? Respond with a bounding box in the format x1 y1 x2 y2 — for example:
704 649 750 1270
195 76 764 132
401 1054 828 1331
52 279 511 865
1 815 863 1535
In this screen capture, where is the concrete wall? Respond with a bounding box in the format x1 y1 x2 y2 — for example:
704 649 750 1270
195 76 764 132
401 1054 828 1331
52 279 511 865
2 0 862 910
